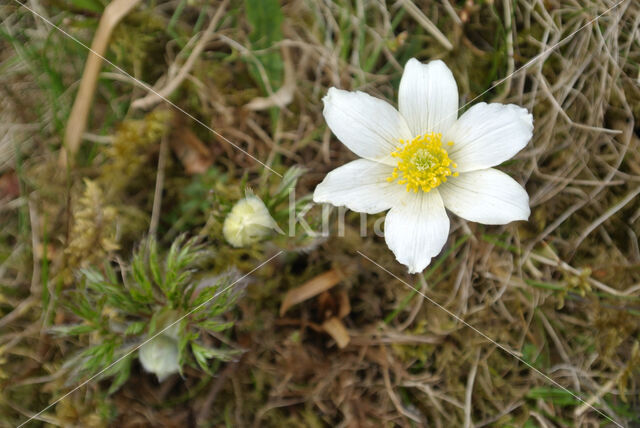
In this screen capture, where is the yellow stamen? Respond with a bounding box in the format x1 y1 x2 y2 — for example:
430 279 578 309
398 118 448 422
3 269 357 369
386 133 458 193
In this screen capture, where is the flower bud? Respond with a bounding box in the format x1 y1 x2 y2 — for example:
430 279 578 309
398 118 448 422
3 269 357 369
223 195 280 247
139 331 180 382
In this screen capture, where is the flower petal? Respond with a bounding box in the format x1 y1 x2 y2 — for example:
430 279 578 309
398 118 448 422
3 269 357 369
323 88 412 164
313 159 402 214
445 102 533 173
384 190 450 274
439 168 530 225
398 58 459 137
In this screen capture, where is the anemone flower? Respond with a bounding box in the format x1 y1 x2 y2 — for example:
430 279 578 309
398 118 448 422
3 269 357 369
313 58 533 273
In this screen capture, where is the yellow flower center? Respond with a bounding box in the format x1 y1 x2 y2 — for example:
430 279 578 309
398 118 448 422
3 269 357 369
386 133 458 193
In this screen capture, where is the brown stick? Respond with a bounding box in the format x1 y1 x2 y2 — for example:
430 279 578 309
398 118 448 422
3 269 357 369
60 0 142 167
131 0 229 111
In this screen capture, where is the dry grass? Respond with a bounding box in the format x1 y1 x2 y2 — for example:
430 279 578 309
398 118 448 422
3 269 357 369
1 0 639 426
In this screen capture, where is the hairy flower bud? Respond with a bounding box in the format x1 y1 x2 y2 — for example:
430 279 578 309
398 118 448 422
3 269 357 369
223 195 280 247
139 330 180 382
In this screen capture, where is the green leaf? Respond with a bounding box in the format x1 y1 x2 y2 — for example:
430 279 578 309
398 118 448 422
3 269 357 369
80 267 105 284
269 166 306 208
179 330 199 367
197 320 235 333
104 262 119 284
107 354 133 395
51 324 96 336
147 311 160 336
148 238 162 287
67 291 100 323
191 286 221 309
124 321 147 336
132 248 154 298
191 342 212 373
81 341 117 374
526 387 582 406
67 0 105 14
244 0 284 91
191 343 239 374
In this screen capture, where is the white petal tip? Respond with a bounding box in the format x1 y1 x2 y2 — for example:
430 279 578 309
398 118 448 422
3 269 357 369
429 59 448 68
384 192 449 276
481 200 530 226
321 88 411 161
447 103 534 172
399 57 458 136
322 88 335 105
312 188 326 204
406 260 431 275
322 87 347 106
405 57 447 69
504 104 534 135
515 106 534 131
313 178 335 205
390 248 432 275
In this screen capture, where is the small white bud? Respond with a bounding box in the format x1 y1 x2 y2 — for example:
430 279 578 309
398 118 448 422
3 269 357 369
139 332 180 382
223 195 280 247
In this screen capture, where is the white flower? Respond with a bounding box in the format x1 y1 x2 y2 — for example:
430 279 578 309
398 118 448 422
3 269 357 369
313 58 532 274
139 328 180 382
223 195 280 247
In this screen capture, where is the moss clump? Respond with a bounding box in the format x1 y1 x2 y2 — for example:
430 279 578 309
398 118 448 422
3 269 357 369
100 109 172 196
65 179 119 275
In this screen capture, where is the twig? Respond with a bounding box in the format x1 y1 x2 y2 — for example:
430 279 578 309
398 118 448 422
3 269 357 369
149 133 169 237
382 363 422 424
573 184 640 250
0 296 37 329
252 398 307 428
131 0 230 110
463 351 480 428
538 75 623 134
528 252 636 297
60 0 142 166
245 46 296 111
397 0 453 50
494 0 514 102
397 274 427 331
28 197 41 294
574 378 616 418
196 361 239 423
441 0 462 25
